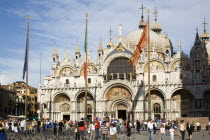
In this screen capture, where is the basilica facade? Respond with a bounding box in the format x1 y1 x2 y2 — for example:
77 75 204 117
37 11 210 121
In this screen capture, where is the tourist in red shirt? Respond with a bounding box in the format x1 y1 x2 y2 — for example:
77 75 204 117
95 118 101 140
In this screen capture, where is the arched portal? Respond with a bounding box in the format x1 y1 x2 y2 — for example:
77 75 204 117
112 100 129 120
145 90 165 119
105 86 132 120
76 92 94 120
204 91 210 119
53 93 71 121
171 89 194 117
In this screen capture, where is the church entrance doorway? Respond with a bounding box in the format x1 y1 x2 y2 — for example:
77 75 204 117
63 115 70 121
118 110 126 120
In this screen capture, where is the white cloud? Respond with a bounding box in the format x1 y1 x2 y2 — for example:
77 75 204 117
1 0 210 87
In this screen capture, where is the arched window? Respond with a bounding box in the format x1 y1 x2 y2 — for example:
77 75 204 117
87 104 92 114
107 57 133 74
153 103 161 113
66 79 70 85
88 78 91 84
153 75 157 82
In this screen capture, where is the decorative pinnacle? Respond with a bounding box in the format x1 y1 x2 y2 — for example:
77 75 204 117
139 4 145 21
153 7 158 21
178 41 182 52
147 9 150 13
203 18 207 33
109 27 112 41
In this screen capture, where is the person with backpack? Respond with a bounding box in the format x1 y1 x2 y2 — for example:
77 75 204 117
78 118 86 140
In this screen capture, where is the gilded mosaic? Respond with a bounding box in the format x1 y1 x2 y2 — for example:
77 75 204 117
80 65 97 75
106 87 132 100
171 60 190 71
60 67 74 76
144 61 165 72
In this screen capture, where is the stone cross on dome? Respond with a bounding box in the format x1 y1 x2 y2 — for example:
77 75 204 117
203 18 208 33
139 4 145 21
153 7 158 21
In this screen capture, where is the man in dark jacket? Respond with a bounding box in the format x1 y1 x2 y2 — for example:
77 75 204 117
58 120 64 135
136 120 141 134
186 122 194 140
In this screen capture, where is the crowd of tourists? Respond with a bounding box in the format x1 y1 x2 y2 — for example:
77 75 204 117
0 117 210 140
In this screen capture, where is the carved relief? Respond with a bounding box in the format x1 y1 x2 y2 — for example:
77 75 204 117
144 61 165 72
61 103 70 112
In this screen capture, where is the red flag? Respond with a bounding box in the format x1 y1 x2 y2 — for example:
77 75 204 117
84 61 87 80
130 21 148 68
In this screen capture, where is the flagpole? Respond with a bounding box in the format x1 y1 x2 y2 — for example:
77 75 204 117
147 9 151 120
25 16 30 120
39 52 42 84
85 13 88 120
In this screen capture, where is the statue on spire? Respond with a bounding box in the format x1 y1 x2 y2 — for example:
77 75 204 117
109 27 112 41
118 24 122 37
178 41 182 52
118 24 123 42
64 47 70 62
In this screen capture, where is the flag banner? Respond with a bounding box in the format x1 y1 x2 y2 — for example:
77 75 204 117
130 21 148 68
84 61 87 79
22 18 30 80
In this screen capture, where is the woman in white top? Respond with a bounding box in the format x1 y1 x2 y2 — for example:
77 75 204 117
169 126 174 140
109 124 117 140
160 124 165 140
179 121 186 140
90 122 95 140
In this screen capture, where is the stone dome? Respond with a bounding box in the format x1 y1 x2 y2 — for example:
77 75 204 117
201 32 210 40
125 28 172 53
205 40 210 60
151 22 162 33
107 40 114 48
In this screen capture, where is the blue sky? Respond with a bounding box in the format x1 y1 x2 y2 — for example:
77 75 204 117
0 0 210 88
